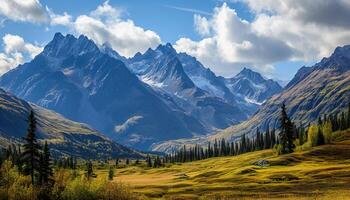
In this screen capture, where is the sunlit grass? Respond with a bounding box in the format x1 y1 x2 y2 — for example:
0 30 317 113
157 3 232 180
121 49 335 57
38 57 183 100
111 129 350 199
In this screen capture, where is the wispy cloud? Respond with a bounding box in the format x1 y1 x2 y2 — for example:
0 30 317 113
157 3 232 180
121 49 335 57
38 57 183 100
165 5 212 16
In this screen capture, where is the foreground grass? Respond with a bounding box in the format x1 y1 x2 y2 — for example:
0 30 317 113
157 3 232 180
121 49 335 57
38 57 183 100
111 130 350 199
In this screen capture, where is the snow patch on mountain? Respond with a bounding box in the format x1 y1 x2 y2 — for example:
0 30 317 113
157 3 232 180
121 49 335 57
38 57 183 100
141 76 165 88
191 76 225 98
244 97 264 106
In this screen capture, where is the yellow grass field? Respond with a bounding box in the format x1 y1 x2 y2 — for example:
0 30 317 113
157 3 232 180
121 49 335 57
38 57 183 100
101 129 350 199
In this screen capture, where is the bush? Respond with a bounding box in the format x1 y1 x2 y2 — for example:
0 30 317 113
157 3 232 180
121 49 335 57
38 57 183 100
101 181 139 200
61 176 105 200
0 161 139 200
322 121 333 144
308 125 319 147
273 144 283 155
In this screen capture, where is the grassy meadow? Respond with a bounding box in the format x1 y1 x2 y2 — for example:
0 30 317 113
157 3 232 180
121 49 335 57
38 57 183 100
1 130 350 200
105 129 350 199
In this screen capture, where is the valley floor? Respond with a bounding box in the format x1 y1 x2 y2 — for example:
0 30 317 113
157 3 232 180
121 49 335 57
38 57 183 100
112 130 350 199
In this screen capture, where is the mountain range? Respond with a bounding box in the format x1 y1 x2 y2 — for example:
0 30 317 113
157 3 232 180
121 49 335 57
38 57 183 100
153 45 350 153
0 33 282 151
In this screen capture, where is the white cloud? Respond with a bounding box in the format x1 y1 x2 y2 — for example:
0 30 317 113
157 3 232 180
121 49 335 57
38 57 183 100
0 0 49 24
194 14 211 36
91 0 122 19
3 34 43 58
0 34 43 75
73 1 161 57
0 52 23 75
175 1 350 77
175 3 292 77
49 11 73 27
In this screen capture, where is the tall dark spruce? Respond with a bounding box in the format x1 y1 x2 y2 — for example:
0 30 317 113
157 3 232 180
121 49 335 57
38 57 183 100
278 103 295 154
39 141 54 185
21 111 41 184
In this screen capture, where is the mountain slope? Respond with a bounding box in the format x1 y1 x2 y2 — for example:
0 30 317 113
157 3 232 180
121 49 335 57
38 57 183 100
0 88 140 158
0 33 204 150
153 45 350 152
128 44 247 130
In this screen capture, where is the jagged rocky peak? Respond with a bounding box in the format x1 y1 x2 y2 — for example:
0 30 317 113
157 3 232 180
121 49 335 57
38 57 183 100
316 44 350 71
156 42 177 55
235 67 266 83
43 32 99 58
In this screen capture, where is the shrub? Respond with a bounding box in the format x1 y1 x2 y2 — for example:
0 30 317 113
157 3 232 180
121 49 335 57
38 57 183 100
307 125 319 147
100 181 139 200
322 121 333 144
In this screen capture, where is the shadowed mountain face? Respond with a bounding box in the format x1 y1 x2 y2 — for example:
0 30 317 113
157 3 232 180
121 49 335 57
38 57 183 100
152 45 350 153
0 33 208 150
0 88 141 159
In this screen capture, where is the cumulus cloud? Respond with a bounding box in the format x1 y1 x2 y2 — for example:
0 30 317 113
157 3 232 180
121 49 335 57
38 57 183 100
175 1 350 77
0 0 49 24
0 34 43 75
49 10 73 27
72 1 161 57
175 3 292 76
194 14 211 36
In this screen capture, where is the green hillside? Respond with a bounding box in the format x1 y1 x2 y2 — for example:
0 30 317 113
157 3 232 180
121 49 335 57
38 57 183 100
0 88 141 159
114 129 350 199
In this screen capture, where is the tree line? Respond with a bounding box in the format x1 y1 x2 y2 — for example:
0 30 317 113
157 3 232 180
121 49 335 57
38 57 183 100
163 102 350 164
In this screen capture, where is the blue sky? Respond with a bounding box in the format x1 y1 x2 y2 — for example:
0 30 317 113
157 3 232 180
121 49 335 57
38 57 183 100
1 0 349 80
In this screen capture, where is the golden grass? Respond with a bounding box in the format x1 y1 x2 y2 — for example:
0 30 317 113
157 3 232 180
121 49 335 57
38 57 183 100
112 129 350 199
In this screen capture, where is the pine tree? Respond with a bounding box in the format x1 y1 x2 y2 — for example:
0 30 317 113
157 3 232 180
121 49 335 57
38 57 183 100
347 101 350 129
39 141 54 185
241 134 247 153
278 103 295 154
270 128 276 148
108 166 114 181
340 112 347 130
317 127 325 145
86 160 94 180
147 155 152 167
264 125 270 149
115 158 119 167
21 110 41 185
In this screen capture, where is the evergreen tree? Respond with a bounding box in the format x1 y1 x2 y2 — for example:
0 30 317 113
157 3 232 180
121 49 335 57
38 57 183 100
340 112 347 130
21 111 41 185
126 158 130 165
85 160 94 180
317 127 325 145
347 102 350 128
108 166 114 181
115 158 119 167
255 128 262 150
147 156 152 167
264 125 270 149
278 104 295 154
39 141 54 185
270 128 276 148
